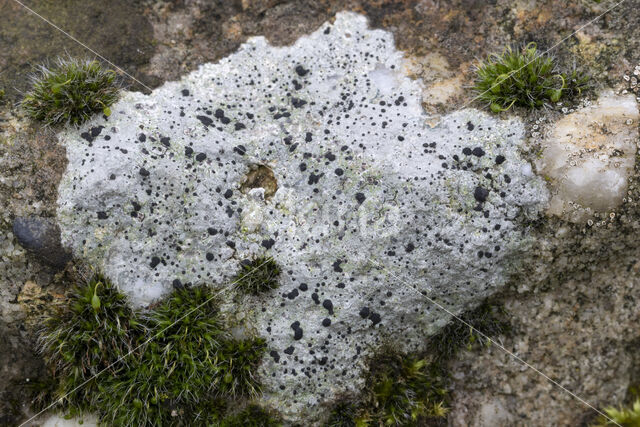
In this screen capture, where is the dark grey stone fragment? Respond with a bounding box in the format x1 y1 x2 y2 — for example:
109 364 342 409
13 217 71 268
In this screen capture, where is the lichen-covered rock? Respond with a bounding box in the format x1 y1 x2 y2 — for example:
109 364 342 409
56 13 548 422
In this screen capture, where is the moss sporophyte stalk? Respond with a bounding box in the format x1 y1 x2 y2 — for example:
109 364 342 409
38 274 280 426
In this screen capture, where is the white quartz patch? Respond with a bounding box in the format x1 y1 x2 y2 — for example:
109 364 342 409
539 91 639 222
56 12 548 423
41 414 98 427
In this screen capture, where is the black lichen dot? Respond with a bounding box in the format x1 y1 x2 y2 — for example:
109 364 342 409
472 147 485 157
474 186 490 203
322 318 331 327
150 256 161 268
290 321 303 340
195 153 207 162
322 299 334 315
369 312 382 326
295 65 309 76
359 307 370 318
261 239 275 249
139 167 150 177
355 193 366 204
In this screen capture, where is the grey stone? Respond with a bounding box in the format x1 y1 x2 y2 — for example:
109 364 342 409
55 13 548 423
13 217 71 268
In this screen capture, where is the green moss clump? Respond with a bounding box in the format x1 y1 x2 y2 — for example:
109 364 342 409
39 275 272 426
429 300 511 363
326 402 362 427
144 286 229 397
328 352 448 427
363 352 449 425
233 257 281 295
98 286 231 426
39 274 145 408
22 57 119 126
221 404 282 427
218 338 267 398
592 397 640 427
473 42 589 112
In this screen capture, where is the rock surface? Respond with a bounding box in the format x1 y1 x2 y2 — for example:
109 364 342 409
448 257 640 426
539 91 639 222
0 117 69 425
55 13 548 422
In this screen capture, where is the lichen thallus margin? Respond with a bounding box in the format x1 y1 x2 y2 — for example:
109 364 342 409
10 0 627 425
18 258 275 427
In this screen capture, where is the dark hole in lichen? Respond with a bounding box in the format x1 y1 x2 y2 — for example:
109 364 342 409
240 164 278 200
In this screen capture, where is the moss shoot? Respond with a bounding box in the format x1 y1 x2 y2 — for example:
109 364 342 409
39 273 145 408
326 402 361 427
233 256 281 295
221 404 283 427
22 57 119 126
39 275 273 426
592 396 640 427
326 351 449 426
428 300 512 363
473 43 589 112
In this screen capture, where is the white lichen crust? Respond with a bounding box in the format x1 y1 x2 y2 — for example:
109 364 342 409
56 12 548 422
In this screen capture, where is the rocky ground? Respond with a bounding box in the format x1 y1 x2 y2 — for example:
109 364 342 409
1 0 639 426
